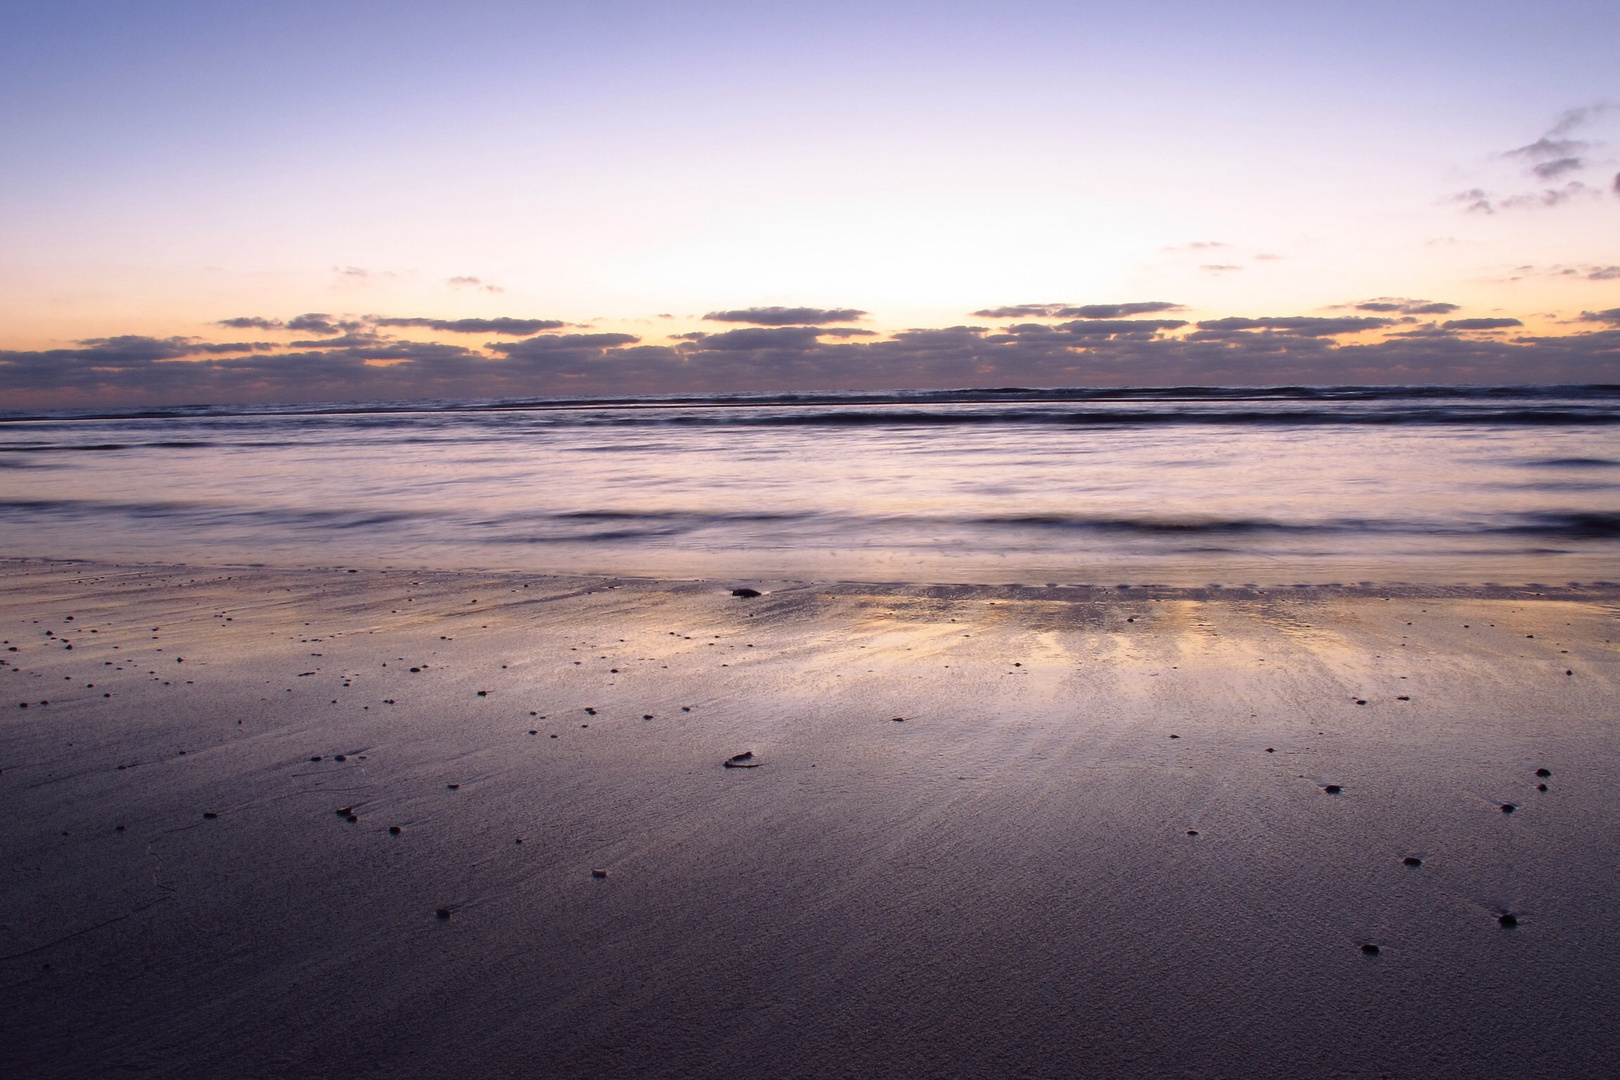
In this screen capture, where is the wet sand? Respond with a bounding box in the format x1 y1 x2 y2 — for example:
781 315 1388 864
2 560 1618 1079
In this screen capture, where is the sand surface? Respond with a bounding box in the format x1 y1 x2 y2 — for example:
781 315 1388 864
2 560 1618 1078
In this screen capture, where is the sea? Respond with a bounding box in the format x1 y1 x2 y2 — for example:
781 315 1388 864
2 386 1619 586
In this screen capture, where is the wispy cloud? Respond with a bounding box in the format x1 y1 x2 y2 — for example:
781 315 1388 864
373 317 564 336
972 302 1183 319
702 306 867 326
1453 105 1617 213
448 275 505 294
1351 298 1459 315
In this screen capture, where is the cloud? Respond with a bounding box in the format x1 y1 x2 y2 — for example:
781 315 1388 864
1354 299 1460 315
1454 181 1603 214
284 313 347 336
6 308 1620 407
1441 318 1523 331
702 306 866 325
487 333 642 361
1461 106 1618 212
288 332 384 348
1200 264 1243 274
1191 317 1392 339
217 316 283 330
972 302 1183 319
1506 137 1588 164
1533 157 1586 181
447 275 505 294
1049 319 1189 338
373 317 564 335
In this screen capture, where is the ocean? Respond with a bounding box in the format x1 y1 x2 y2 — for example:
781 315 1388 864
3 386 1618 585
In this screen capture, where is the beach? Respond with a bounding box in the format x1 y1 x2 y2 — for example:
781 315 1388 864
3 559 1617 1078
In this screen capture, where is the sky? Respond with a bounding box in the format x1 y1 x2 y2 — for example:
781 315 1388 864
1 0 1617 406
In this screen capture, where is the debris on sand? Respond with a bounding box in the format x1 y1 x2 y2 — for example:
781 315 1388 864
724 752 760 768
732 588 762 598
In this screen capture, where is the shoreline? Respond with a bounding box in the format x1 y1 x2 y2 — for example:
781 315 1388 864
4 555 1618 600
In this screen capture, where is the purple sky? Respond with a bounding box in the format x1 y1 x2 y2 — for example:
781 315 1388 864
2 1 1617 404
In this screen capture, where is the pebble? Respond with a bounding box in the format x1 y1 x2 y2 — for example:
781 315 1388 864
1535 768 1551 778
591 868 608 878
389 825 402 835
1499 914 1518 928
1324 784 1342 794
476 690 487 697
436 908 451 920
1403 856 1422 867
1265 747 1274 753
446 784 460 790
1361 944 1380 955
333 754 346 762
310 756 322 762
202 812 217 819
1501 803 1516 813
335 806 353 816
1186 830 1198 836
1537 783 1548 792
731 588 762 598
724 751 760 768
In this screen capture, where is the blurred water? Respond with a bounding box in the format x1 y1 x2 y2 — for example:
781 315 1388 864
2 387 1618 584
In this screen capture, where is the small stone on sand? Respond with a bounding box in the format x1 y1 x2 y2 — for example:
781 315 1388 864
436 908 451 919
1186 830 1198 836
389 825 401 835
447 784 460 790
1499 914 1518 928
202 812 217 819
333 754 346 762
1361 944 1380 955
1536 768 1552 777
1404 857 1423 866
732 588 762 598
1501 803 1516 813
724 752 759 768
591 868 608 878
1537 783 1548 792
1324 785 1342 794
